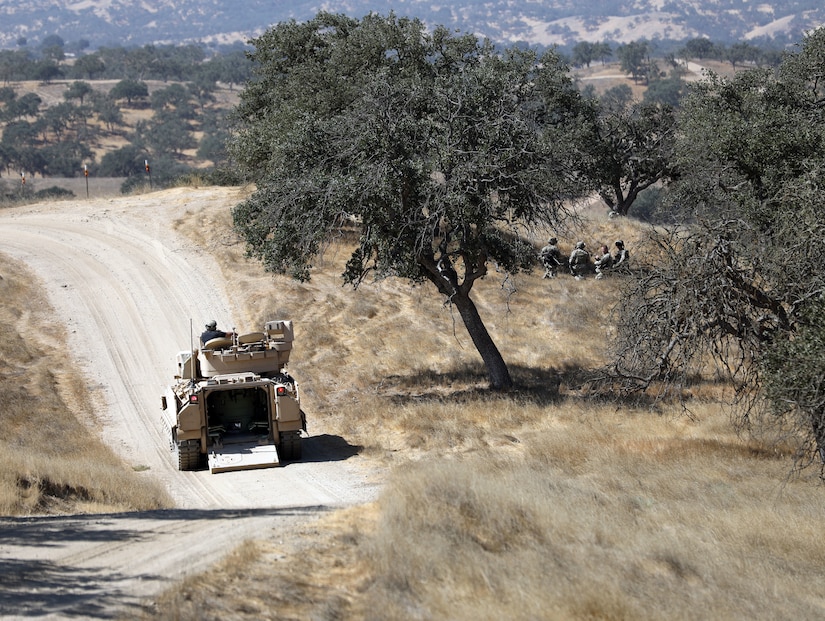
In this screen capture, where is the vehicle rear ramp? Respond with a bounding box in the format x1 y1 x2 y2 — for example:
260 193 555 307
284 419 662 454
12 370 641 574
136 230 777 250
208 442 280 473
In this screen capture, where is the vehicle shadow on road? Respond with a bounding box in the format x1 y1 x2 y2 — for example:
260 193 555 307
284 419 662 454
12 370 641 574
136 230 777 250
300 433 362 463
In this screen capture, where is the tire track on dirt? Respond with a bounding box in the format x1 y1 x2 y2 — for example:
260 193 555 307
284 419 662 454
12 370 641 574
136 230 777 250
0 189 379 619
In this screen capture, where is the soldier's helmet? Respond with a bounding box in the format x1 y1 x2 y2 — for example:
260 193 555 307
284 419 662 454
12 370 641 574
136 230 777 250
206 320 217 330
549 237 557 245
615 240 624 248
576 241 585 249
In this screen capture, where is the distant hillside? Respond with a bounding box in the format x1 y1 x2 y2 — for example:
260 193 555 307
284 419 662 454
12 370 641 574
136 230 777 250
1 0 823 51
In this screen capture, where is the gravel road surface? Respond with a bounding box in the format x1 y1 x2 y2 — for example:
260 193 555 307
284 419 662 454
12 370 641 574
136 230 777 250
0 188 378 619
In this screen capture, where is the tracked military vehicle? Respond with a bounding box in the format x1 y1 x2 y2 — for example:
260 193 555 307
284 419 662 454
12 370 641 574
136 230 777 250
160 320 306 473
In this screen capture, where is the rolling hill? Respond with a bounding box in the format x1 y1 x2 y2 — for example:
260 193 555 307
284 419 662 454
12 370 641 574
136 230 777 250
1 0 823 51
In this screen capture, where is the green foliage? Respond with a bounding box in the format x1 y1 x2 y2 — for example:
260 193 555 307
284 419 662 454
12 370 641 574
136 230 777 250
200 49 255 88
39 102 77 139
151 83 196 118
616 40 651 84
571 41 612 68
145 110 196 155
33 60 62 83
627 185 669 223
197 132 229 166
93 96 124 132
681 37 720 61
109 79 149 105
69 53 106 79
643 73 686 107
194 166 246 186
15 147 47 176
63 80 93 104
98 145 146 177
233 12 586 282
2 92 41 121
40 34 64 50
572 41 596 67
41 141 93 177
34 185 74 199
119 153 192 193
582 100 677 216
2 120 38 148
230 12 591 389
0 50 33 82
187 76 218 112
612 27 825 466
725 41 761 69
761 298 825 462
599 84 633 114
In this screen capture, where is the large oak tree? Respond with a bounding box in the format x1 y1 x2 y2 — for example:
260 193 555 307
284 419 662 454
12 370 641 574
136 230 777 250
230 12 591 390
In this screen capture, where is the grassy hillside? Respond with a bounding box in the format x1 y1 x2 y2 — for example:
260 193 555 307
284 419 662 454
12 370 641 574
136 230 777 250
136 189 825 620
0 254 171 514
0 78 239 198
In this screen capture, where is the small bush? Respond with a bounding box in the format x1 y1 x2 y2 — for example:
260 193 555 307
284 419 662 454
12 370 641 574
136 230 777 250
34 186 75 200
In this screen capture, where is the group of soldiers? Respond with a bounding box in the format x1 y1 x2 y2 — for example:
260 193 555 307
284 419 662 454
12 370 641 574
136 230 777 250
539 238 629 280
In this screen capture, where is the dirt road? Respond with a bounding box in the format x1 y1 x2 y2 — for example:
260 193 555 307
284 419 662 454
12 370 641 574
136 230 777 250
0 188 378 619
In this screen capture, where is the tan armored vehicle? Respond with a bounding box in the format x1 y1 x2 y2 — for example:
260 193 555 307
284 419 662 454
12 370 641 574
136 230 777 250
160 320 306 473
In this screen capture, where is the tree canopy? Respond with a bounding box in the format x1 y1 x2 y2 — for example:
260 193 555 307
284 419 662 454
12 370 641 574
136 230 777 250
230 12 592 390
583 100 677 217
607 27 825 466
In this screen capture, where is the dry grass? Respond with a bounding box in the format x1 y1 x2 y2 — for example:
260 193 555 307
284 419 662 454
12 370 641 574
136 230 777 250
0 255 172 515
130 189 825 619
359 418 824 621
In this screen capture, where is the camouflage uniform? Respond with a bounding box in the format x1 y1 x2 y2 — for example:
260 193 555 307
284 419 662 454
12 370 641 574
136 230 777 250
568 241 591 280
594 245 613 280
539 237 562 278
613 240 630 273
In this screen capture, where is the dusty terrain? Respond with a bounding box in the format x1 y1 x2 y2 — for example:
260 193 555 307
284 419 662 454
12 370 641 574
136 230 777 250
0 187 380 619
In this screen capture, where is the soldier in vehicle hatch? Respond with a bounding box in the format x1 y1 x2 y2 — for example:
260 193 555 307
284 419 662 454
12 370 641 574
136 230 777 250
200 320 234 346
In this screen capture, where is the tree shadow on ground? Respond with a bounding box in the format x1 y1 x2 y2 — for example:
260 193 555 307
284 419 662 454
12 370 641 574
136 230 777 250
0 505 330 619
380 361 670 410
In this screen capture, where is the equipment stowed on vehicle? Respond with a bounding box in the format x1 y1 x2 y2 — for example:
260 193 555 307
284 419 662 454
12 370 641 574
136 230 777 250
160 320 306 473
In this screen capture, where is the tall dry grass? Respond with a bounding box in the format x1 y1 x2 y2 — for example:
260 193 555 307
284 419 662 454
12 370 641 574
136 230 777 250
147 189 825 620
0 255 172 515
356 402 824 620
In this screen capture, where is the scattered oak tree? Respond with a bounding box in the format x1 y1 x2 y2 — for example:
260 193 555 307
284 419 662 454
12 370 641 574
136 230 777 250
583 100 677 217
230 12 591 390
109 79 148 106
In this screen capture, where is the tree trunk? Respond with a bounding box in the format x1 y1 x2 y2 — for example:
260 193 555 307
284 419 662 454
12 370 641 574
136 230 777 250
451 289 513 391
811 411 825 464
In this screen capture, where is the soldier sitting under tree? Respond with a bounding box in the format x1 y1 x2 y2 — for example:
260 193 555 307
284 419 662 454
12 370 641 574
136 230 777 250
613 240 630 273
539 237 563 278
594 244 613 279
568 241 591 280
